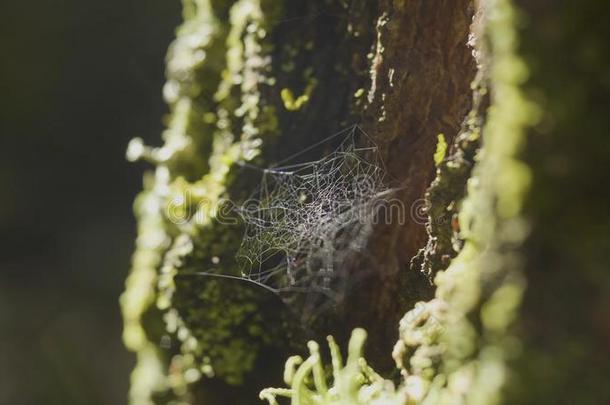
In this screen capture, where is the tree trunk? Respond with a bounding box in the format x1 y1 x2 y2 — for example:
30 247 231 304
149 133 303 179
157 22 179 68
121 0 610 404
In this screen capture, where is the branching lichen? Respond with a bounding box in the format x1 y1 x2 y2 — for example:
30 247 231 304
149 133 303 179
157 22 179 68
260 329 407 405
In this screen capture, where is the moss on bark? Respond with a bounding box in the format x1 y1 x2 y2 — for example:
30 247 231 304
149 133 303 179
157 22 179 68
119 0 610 403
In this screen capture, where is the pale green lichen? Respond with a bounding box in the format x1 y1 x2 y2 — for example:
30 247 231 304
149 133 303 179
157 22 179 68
433 134 447 167
260 329 407 405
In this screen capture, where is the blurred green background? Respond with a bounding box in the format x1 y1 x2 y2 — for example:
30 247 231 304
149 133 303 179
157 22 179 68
0 1 180 403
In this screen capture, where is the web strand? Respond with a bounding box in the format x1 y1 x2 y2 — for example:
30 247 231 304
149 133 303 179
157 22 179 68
235 125 389 305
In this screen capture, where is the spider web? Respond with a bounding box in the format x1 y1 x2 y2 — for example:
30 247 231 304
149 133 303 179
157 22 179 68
235 124 390 304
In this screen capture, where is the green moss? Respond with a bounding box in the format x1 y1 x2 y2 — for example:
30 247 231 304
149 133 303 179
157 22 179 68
120 172 175 405
156 0 286 389
280 78 317 111
433 134 447 167
411 72 487 279
121 0 281 401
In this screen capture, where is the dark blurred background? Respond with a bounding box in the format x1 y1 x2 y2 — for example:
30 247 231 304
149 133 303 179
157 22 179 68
0 1 181 403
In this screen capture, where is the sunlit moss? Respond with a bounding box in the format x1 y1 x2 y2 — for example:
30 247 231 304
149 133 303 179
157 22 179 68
280 78 317 111
433 134 447 167
154 0 284 388
121 0 294 401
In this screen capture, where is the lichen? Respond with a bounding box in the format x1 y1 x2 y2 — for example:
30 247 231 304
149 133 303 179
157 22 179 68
260 329 407 405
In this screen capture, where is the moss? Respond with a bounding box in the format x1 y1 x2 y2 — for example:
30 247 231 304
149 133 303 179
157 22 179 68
433 134 447 167
160 228 285 386
120 171 175 405
124 0 439 403
142 1 288 398
157 0 287 390
411 72 488 279
280 78 317 111
121 0 263 402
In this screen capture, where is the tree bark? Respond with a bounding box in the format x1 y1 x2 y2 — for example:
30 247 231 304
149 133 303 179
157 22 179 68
121 0 610 404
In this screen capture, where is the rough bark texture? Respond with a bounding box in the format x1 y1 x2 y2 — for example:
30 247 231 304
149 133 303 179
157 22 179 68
349 0 477 359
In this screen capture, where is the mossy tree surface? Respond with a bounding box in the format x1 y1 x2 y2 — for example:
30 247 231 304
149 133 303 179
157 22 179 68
121 0 610 404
